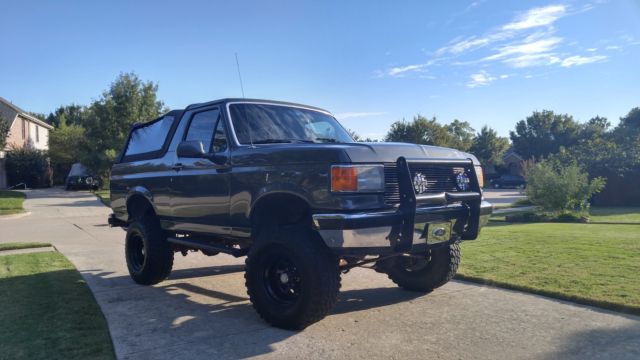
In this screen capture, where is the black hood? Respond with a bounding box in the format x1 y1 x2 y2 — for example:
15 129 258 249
340 142 480 165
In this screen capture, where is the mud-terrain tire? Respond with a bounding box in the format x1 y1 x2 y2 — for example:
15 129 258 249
383 242 460 292
125 214 174 285
245 225 340 330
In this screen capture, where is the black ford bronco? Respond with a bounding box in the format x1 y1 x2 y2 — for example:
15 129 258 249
108 99 492 329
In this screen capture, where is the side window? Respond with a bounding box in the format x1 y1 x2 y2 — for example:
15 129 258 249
125 115 175 156
185 109 220 151
212 118 228 153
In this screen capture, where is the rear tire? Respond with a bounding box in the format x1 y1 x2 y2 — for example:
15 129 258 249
382 242 460 292
125 214 174 285
245 225 340 330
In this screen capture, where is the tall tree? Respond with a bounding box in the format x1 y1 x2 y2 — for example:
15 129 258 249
509 110 582 159
445 119 475 152
82 72 166 174
470 126 510 166
46 104 87 128
0 115 10 150
385 115 452 147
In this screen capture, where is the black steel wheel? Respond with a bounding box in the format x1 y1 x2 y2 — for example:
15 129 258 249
125 214 174 285
245 225 340 330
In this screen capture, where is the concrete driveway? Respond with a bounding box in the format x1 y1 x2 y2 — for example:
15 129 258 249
482 188 526 207
1 188 639 360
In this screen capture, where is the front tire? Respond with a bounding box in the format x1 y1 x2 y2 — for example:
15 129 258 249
245 226 340 330
125 214 174 285
382 241 460 292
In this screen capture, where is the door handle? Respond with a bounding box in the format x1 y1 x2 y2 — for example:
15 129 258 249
172 163 184 171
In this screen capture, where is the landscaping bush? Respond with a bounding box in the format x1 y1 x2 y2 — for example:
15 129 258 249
5 148 53 188
524 161 605 213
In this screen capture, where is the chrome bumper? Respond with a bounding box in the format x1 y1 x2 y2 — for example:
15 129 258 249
312 156 493 252
313 200 492 249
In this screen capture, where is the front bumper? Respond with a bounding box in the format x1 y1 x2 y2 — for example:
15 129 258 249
312 157 493 253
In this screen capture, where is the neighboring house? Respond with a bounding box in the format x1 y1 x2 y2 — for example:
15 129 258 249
503 148 525 176
0 96 54 188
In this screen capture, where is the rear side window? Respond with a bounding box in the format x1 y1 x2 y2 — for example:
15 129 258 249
124 115 175 157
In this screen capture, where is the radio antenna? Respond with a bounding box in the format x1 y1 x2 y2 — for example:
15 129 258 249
235 52 246 98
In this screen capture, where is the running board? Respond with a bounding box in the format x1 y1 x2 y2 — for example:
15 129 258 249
167 237 249 258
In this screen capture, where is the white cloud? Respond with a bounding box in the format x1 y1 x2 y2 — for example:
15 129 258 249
586 47 598 52
467 71 496 88
605 45 620 50
484 36 562 61
560 55 607 67
335 112 387 120
504 53 561 68
386 64 427 77
502 5 566 31
499 74 509 79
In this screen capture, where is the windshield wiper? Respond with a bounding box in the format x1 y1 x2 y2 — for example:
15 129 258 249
252 138 315 144
314 137 339 143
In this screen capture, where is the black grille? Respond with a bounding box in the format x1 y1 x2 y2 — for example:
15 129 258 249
384 163 469 205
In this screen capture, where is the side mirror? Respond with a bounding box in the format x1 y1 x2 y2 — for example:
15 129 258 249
177 140 206 158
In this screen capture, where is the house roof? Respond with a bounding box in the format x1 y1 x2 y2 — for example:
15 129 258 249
503 148 524 162
0 96 54 130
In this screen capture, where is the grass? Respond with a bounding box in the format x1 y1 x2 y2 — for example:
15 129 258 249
458 221 640 314
93 189 110 206
0 242 51 251
0 190 26 215
0 250 115 359
589 207 640 224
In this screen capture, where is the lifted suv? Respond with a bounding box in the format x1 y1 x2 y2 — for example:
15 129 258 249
108 99 492 329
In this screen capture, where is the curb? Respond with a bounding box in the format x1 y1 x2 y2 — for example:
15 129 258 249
0 211 32 220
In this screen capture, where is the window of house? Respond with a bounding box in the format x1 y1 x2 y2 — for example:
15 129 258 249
22 119 26 139
36 126 40 143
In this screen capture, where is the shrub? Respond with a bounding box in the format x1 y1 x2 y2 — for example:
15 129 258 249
504 211 590 223
5 148 52 188
524 161 605 213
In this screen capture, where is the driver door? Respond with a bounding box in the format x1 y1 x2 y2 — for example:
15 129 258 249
170 107 231 234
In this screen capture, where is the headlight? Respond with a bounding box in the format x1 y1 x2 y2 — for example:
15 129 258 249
474 165 484 188
331 164 384 192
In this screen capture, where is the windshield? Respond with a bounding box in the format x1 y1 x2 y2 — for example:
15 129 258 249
229 103 354 145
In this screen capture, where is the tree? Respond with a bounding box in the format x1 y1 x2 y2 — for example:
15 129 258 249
0 116 10 150
385 115 452 147
82 73 166 175
524 160 605 213
27 112 47 122
45 104 87 128
470 126 509 166
49 121 87 184
510 110 582 159
445 119 475 152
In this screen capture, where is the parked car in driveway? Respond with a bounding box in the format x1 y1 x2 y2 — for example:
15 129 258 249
108 99 493 330
66 163 100 190
490 174 526 189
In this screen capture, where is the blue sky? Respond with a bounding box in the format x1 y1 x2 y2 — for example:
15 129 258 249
1 0 639 139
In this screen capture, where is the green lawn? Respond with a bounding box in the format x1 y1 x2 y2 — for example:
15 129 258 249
589 207 640 224
0 242 51 251
0 250 115 359
458 221 640 314
93 189 110 206
0 190 26 215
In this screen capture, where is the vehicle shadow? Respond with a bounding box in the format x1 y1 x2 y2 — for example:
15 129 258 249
80 264 425 359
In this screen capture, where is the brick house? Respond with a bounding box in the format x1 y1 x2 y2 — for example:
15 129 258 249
0 96 54 188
